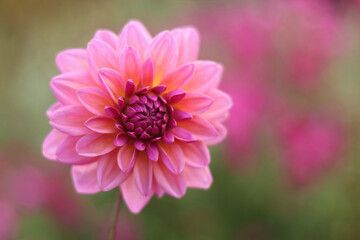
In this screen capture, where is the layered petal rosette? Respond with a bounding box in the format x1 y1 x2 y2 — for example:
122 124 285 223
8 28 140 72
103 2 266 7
42 20 231 213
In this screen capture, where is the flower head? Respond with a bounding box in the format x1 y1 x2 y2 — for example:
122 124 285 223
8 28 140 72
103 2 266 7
277 112 346 188
43 20 231 213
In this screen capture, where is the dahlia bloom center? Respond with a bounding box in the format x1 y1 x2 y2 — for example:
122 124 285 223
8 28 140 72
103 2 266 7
106 81 172 144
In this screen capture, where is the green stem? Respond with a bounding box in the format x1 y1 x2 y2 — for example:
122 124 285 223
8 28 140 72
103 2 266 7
109 190 122 240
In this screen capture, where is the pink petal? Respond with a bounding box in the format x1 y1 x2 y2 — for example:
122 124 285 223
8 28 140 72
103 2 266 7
125 79 136 98
153 180 165 198
146 142 159 161
118 20 152 59
181 61 223 93
179 141 210 168
204 121 227 146
134 140 146 151
134 152 153 196
117 142 138 172
87 39 120 83
56 49 88 73
76 133 117 157
97 150 129 191
160 64 194 93
173 93 214 115
157 141 185 174
46 102 62 118
140 58 155 87
172 27 200 67
185 165 213 189
50 106 93 136
85 116 117 133
71 162 100 194
162 131 175 144
151 85 167 95
170 127 196 142
99 68 126 102
42 129 66 160
120 174 153 214
77 87 114 115
153 160 186 198
94 29 118 50
114 133 129 147
119 46 142 85
57 136 98 164
172 110 192 122
50 70 95 105
200 89 232 121
177 116 218 141
146 31 178 85
164 89 186 104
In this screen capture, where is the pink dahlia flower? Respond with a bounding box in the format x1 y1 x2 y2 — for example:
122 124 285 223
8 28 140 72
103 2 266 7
277 112 346 188
42 20 231 213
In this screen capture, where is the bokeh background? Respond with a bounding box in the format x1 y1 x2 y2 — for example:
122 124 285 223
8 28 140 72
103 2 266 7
1 0 360 239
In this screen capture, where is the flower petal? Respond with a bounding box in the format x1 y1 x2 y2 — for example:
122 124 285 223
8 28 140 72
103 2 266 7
117 142 138 172
172 27 200 67
172 92 213 115
153 160 186 198
50 106 93 136
77 87 114 115
177 116 218 141
200 89 232 121
71 162 100 194
57 136 98 164
46 102 62 118
87 39 120 83
160 64 194 93
76 133 117 157
97 150 129 191
98 68 126 102
118 20 152 59
134 152 153 196
181 61 223 93
179 141 210 168
119 46 142 85
185 165 213 189
146 31 178 85
50 70 95 105
140 58 155 87
42 129 66 160
146 142 159 161
56 49 88 73
94 29 118 49
204 121 227 146
85 116 117 133
157 141 185 174
170 127 196 142
120 174 153 214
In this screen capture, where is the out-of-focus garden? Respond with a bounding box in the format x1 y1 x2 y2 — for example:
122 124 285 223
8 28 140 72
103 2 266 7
1 0 360 239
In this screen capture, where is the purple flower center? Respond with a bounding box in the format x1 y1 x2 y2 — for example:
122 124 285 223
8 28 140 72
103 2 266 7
121 94 170 140
104 84 174 142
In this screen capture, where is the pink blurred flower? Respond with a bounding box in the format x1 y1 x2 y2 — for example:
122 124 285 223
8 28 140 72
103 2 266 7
9 166 48 209
0 199 16 240
271 0 341 91
224 80 267 167
43 20 232 213
196 0 341 91
277 112 346 188
7 164 82 226
45 173 82 227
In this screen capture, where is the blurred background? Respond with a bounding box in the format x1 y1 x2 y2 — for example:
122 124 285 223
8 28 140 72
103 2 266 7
1 0 360 239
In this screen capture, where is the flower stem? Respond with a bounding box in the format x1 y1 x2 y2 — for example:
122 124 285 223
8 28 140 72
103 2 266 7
109 190 122 240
